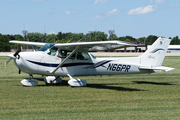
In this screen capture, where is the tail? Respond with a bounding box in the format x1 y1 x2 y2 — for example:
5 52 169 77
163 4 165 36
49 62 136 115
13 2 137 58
139 37 174 72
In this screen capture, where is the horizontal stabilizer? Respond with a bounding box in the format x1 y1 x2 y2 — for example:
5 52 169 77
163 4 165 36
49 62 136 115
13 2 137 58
139 66 175 72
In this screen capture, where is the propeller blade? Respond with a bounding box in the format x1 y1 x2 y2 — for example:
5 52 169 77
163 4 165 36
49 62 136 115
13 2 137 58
5 58 12 66
19 69 21 74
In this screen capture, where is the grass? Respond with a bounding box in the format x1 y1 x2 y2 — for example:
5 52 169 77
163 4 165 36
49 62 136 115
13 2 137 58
0 56 180 120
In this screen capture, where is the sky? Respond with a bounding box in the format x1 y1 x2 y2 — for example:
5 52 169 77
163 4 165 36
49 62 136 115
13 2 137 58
0 0 180 38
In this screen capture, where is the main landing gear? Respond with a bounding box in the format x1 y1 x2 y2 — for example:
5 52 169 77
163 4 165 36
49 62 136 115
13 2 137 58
44 76 62 85
67 74 87 87
20 74 87 87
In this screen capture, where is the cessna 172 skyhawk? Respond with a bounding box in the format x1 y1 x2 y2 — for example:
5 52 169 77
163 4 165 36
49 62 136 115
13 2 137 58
6 37 174 87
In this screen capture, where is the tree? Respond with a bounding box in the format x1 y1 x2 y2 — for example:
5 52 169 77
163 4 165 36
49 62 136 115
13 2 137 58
27 32 44 42
126 36 136 41
7 34 15 40
87 31 108 41
145 35 158 45
119 36 137 42
171 36 180 45
45 34 58 43
119 36 126 41
0 34 10 52
138 37 146 44
10 34 24 49
108 34 118 40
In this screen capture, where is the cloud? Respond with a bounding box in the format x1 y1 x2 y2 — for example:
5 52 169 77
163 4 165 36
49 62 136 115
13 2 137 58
106 9 119 16
65 11 78 15
168 4 180 8
128 5 157 15
149 0 164 4
91 15 102 20
93 0 108 4
91 9 119 20
65 11 70 15
48 31 56 35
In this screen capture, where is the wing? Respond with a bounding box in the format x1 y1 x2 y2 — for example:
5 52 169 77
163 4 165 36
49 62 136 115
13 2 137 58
55 40 136 52
9 40 46 47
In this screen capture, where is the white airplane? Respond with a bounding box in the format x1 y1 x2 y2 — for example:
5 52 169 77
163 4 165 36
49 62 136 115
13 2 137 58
6 37 174 87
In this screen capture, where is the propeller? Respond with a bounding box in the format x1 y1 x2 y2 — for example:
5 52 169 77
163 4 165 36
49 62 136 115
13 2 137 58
5 49 21 66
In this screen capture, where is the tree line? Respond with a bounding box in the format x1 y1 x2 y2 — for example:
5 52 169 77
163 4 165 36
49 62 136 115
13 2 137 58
0 32 180 52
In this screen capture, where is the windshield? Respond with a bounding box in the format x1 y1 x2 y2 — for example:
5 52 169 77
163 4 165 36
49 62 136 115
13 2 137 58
38 44 55 53
90 53 96 59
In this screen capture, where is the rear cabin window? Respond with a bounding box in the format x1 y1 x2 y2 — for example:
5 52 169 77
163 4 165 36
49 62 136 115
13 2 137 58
77 52 90 60
60 50 75 58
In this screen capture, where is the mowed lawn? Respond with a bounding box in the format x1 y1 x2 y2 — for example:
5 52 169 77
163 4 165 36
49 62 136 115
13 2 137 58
0 56 180 120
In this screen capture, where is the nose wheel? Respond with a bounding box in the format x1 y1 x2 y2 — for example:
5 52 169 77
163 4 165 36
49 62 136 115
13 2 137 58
21 75 38 86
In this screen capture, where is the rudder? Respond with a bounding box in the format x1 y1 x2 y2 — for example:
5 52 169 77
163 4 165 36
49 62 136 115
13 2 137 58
139 37 171 67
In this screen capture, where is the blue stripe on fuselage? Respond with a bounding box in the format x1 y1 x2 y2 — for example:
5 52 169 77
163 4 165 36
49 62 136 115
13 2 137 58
26 60 94 67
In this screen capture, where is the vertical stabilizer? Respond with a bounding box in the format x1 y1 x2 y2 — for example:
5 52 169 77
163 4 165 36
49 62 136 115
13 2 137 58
139 37 171 67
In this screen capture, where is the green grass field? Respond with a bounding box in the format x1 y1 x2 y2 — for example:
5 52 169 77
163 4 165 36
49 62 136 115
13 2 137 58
0 56 180 120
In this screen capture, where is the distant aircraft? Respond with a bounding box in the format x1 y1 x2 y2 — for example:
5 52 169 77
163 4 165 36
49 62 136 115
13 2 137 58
6 37 174 87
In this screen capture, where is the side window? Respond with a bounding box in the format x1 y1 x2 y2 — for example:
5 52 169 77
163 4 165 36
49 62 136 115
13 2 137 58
47 47 58 56
58 50 75 59
77 52 90 60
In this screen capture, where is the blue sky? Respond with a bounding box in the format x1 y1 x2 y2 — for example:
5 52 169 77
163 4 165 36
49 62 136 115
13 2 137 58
0 0 180 38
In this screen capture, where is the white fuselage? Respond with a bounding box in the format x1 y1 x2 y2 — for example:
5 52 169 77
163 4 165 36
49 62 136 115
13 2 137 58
14 51 150 77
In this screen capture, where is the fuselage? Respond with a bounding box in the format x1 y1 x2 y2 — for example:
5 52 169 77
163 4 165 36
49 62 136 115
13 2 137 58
14 51 150 77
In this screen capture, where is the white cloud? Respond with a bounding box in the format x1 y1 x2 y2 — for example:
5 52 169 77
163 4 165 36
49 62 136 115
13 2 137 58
65 11 70 15
149 0 164 4
91 15 102 20
168 4 180 8
91 9 119 20
93 0 108 4
48 31 56 35
106 9 119 16
128 5 157 15
65 10 78 15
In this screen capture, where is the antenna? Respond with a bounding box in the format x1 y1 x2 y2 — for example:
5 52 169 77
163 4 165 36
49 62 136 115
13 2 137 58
22 24 28 50
22 24 28 41
88 31 93 41
108 24 115 40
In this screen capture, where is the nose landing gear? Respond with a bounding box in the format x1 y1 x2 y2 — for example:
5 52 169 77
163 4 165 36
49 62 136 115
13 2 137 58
21 75 38 86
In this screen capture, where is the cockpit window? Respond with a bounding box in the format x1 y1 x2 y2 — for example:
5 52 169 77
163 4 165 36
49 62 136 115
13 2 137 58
38 43 55 52
38 43 57 56
90 54 96 59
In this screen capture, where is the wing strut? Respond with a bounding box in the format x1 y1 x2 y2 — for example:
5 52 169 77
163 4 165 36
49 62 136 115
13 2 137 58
51 47 79 74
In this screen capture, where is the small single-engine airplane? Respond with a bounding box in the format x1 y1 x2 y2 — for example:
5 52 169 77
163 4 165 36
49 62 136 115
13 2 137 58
6 37 174 87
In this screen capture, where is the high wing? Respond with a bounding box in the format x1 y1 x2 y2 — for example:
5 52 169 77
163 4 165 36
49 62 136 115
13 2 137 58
10 40 136 52
9 40 46 47
54 41 136 52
